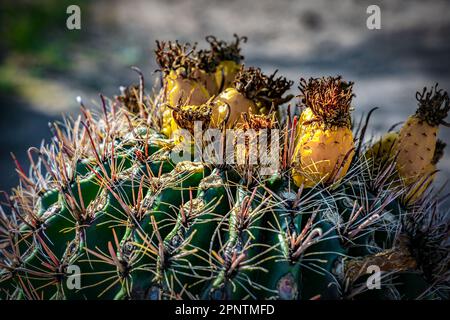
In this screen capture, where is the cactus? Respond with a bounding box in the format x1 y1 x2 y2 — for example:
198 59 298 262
0 36 449 300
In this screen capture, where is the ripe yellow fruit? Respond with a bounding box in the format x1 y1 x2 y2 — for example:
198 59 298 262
165 70 210 107
155 41 212 136
291 76 355 188
206 34 247 90
215 60 241 90
212 87 256 128
396 118 437 184
292 126 354 188
211 67 293 128
403 139 446 203
394 85 449 186
192 68 219 97
364 85 449 203
161 70 210 137
162 102 213 140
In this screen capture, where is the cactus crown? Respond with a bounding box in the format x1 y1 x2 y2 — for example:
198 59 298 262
155 40 198 79
415 84 450 127
299 76 354 129
234 66 294 106
206 34 247 64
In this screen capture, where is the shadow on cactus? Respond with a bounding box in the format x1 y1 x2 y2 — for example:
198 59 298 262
0 35 449 300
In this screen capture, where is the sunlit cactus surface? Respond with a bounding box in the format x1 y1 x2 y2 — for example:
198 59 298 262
0 35 449 300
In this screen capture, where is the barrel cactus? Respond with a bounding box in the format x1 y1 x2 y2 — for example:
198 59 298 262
0 36 449 300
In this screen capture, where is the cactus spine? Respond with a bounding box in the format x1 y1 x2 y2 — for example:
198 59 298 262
0 36 449 301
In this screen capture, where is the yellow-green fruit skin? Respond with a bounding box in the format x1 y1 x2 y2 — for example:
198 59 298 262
364 124 437 203
165 70 210 107
161 110 178 138
395 116 437 185
211 87 256 128
215 60 241 90
365 131 399 166
294 108 315 145
192 69 219 96
405 162 436 203
292 115 355 188
161 70 210 137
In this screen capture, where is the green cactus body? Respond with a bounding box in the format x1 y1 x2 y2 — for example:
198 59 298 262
1 39 449 301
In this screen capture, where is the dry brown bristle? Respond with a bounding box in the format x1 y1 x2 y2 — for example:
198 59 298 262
117 85 141 113
299 76 354 128
155 40 197 78
263 70 295 104
415 84 450 127
195 49 218 74
206 34 247 64
233 66 266 99
170 102 213 134
233 66 293 106
241 112 277 131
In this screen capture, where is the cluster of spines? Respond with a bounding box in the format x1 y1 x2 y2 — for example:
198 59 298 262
0 52 449 301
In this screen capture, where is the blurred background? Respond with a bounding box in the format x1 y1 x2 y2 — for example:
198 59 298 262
0 0 449 193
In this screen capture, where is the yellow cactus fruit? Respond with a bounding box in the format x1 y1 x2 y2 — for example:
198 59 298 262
161 101 213 139
155 41 211 136
192 49 220 96
404 139 446 203
160 71 210 138
206 34 247 90
165 69 210 107
291 76 355 188
191 68 218 97
394 84 449 186
160 108 179 138
211 87 255 128
211 67 293 128
171 102 213 135
155 40 211 106
365 131 399 168
216 60 242 91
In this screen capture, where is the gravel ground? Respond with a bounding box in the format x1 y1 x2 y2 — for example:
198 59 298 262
1 0 449 194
